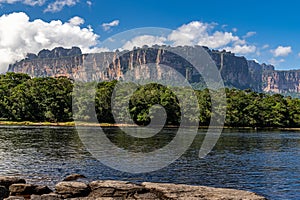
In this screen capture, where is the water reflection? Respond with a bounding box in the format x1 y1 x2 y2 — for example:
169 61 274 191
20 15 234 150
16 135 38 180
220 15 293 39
0 126 299 200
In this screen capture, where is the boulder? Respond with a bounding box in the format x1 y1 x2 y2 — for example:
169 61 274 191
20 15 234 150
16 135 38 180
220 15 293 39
88 180 152 199
33 186 52 195
9 184 36 196
63 174 86 182
9 184 52 197
0 186 9 199
0 177 26 189
55 182 90 198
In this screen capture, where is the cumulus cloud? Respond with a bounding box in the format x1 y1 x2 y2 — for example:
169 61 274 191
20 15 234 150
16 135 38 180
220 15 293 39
119 21 256 54
271 46 292 57
44 0 79 13
102 20 120 31
224 44 257 54
122 35 167 50
168 21 213 46
168 21 256 54
68 16 84 26
0 12 99 72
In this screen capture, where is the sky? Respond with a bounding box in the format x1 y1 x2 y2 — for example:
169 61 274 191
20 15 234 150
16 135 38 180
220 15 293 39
0 0 299 72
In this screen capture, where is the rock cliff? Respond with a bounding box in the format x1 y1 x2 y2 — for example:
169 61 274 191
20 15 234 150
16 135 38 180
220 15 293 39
7 46 300 94
262 69 300 93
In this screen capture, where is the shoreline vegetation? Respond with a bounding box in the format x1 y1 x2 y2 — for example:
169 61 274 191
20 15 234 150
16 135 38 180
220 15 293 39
1 73 300 128
1 121 300 131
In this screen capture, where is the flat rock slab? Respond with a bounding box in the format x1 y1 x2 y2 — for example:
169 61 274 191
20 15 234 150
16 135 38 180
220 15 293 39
142 182 267 200
88 180 152 199
3 179 267 200
55 182 90 198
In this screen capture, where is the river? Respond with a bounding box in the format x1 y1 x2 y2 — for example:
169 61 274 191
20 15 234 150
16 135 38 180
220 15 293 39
0 126 299 200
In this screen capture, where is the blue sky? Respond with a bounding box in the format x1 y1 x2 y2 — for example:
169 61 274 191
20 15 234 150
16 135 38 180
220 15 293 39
0 0 299 71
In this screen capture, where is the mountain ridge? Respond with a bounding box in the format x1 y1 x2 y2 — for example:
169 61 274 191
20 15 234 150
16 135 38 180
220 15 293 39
7 46 300 94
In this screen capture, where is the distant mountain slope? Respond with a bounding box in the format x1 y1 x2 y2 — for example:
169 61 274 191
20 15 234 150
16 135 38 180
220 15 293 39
7 46 300 94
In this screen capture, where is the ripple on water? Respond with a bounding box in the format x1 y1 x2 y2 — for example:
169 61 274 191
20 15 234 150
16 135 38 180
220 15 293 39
0 126 299 199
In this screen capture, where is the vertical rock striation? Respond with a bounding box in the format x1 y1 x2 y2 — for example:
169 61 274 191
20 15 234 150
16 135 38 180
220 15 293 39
7 46 300 94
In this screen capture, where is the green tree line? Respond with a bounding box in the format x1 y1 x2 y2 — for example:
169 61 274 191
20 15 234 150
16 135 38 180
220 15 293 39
1 72 300 127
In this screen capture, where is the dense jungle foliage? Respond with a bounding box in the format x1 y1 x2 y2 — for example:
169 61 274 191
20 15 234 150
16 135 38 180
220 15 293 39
1 72 300 127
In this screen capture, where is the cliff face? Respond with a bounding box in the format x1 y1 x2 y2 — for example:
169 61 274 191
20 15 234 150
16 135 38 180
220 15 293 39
7 46 300 94
262 70 300 93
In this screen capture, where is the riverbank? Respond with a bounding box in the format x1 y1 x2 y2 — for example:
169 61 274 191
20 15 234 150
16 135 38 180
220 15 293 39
0 175 267 200
1 121 300 131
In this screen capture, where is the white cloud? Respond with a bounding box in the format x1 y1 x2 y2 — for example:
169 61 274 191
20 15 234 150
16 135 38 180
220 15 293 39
44 0 78 13
168 21 256 54
86 0 91 7
232 28 238 32
0 12 99 72
221 24 228 29
122 35 166 50
198 31 241 49
298 52 300 57
168 21 213 46
0 0 45 6
243 31 256 38
68 16 84 26
262 44 269 49
271 46 292 57
102 20 120 31
224 44 256 54
268 58 285 66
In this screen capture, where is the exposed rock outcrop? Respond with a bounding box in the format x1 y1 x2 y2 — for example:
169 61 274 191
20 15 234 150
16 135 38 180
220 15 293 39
262 69 300 93
55 182 90 198
7 46 300 94
63 174 86 182
0 176 267 200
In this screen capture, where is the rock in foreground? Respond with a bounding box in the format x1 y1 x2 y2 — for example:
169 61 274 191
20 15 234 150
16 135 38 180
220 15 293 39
0 176 267 200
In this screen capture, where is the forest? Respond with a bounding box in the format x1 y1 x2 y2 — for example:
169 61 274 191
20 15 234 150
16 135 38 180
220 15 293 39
1 72 300 127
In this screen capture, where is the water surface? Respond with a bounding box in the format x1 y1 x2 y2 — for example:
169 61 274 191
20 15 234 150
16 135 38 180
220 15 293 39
0 126 299 200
